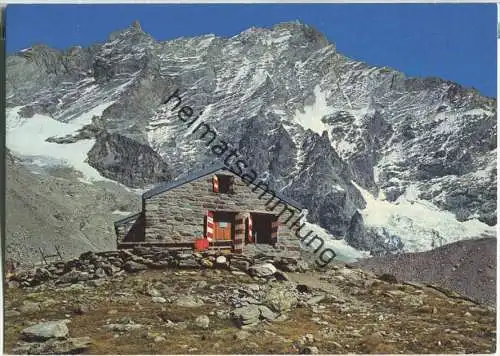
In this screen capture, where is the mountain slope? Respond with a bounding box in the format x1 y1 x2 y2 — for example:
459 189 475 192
6 21 497 256
353 237 497 306
5 150 141 264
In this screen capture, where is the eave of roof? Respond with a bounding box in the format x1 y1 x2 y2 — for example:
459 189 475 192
141 163 304 210
114 212 142 226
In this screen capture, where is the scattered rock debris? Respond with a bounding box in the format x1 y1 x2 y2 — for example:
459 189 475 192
4 248 496 354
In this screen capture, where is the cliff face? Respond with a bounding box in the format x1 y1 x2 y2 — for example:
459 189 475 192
86 131 172 188
6 21 497 255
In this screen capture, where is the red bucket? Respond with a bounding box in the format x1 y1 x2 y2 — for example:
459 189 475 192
194 238 209 251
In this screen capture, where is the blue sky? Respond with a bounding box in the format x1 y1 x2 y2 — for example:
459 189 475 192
6 4 497 97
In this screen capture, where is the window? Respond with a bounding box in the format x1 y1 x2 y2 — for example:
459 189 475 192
213 174 234 194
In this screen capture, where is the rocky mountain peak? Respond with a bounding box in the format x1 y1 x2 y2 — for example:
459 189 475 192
107 20 151 45
274 21 330 46
235 21 331 52
131 19 142 31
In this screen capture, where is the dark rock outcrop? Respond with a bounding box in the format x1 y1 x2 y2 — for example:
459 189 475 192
86 132 172 188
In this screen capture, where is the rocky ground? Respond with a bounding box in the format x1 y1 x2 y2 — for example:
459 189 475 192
4 249 496 354
353 237 497 306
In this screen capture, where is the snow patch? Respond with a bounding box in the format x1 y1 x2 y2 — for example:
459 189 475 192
293 85 332 136
301 221 370 263
252 68 267 86
6 105 111 183
462 108 493 117
352 181 496 253
69 101 115 126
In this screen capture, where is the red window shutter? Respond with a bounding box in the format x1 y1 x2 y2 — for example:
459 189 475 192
206 211 214 240
213 175 219 193
247 215 253 243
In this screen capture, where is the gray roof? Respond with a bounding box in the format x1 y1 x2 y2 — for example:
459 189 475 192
142 163 303 210
114 212 141 226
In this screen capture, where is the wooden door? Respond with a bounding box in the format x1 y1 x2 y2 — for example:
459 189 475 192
214 221 232 240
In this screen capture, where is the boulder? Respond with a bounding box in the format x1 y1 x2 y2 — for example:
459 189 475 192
195 280 208 289
200 259 214 268
296 284 312 293
215 309 231 320
154 336 166 343
94 267 106 279
7 280 21 289
34 268 51 282
231 260 250 272
231 305 278 328
306 295 326 306
20 320 70 341
264 283 298 313
379 273 398 284
146 287 162 297
301 346 319 354
19 301 41 314
13 337 92 354
177 253 193 260
231 305 260 326
177 257 199 268
248 263 277 277
77 272 91 281
174 295 205 307
79 251 96 261
215 256 229 267
274 270 290 281
215 256 227 265
56 269 84 284
234 330 251 340
258 305 278 321
104 323 143 332
123 261 147 273
5 309 21 317
99 263 113 276
194 315 210 329
296 260 310 272
87 279 107 287
152 297 167 303
73 304 90 315
64 259 83 271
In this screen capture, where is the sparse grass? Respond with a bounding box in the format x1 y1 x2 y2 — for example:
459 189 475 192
4 269 496 354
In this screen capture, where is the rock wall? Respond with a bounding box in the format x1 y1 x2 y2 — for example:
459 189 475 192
6 247 310 289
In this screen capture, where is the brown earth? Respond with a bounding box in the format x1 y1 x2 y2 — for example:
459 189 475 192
4 267 496 354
